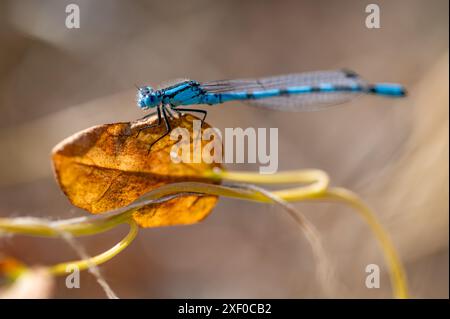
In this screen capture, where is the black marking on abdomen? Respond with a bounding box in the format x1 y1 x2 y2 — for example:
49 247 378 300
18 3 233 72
342 69 359 78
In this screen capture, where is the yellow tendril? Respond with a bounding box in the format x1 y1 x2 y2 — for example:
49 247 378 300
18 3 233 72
0 168 408 298
203 168 408 298
317 188 409 299
48 219 138 275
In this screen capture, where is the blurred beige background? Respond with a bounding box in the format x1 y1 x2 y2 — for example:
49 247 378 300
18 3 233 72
0 0 448 298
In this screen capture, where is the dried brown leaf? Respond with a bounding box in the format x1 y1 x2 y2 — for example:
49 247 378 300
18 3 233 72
52 114 222 227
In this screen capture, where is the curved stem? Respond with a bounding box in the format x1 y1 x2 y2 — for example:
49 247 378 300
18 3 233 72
0 169 327 238
0 168 407 298
128 170 408 298
130 181 408 298
316 188 409 299
205 168 330 200
0 210 134 238
47 219 138 276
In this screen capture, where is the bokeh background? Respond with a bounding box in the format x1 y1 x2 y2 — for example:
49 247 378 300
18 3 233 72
0 0 448 298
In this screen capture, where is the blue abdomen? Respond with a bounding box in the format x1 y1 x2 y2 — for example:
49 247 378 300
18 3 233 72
369 83 407 97
199 84 365 105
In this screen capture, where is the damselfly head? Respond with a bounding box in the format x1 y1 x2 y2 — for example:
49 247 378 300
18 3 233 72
136 86 160 109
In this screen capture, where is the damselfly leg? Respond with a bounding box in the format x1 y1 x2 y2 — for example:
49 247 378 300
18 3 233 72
172 107 207 127
147 106 171 151
165 107 177 120
136 105 172 152
136 104 208 153
136 107 161 139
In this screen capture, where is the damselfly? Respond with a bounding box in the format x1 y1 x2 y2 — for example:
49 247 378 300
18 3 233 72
136 69 406 148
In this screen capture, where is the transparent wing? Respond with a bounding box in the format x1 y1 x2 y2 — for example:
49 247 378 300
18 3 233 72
245 91 364 111
200 70 368 111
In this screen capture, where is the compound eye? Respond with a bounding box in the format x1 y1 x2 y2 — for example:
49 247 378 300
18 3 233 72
140 86 153 96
